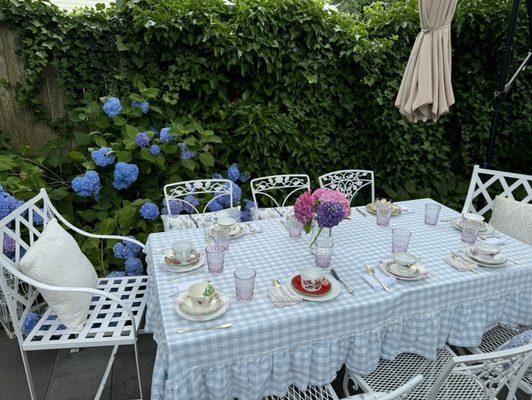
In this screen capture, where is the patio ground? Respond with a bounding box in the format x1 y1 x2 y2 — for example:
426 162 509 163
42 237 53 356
0 330 527 399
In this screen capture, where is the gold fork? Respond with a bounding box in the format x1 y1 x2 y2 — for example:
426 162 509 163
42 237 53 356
365 265 390 292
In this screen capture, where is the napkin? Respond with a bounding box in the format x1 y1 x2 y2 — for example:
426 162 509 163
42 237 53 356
244 222 262 234
267 286 302 307
362 268 397 291
443 256 478 272
398 206 415 215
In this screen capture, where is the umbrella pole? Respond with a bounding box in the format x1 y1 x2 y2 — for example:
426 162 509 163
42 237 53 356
484 0 531 169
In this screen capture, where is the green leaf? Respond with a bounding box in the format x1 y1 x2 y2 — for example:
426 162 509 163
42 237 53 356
97 218 116 235
74 132 92 145
198 152 214 167
181 159 195 170
68 151 86 162
141 87 159 98
94 136 107 147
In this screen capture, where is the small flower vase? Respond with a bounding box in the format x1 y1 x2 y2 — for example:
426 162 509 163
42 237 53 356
307 224 333 253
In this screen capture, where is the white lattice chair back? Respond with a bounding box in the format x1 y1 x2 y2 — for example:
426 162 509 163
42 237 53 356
462 165 532 216
250 174 311 220
162 179 237 231
319 169 375 205
428 343 532 400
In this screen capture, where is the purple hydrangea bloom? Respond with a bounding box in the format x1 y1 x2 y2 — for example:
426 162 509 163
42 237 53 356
227 163 240 182
125 257 143 276
178 143 196 160
91 147 115 167
112 237 142 260
3 234 15 257
107 271 126 278
218 183 242 208
212 172 224 180
159 127 174 143
22 312 40 336
207 199 224 212
240 208 252 222
103 97 122 118
0 189 24 220
135 132 150 148
113 162 139 190
149 126 159 136
161 199 183 216
181 195 199 214
71 170 101 198
149 144 160 156
140 202 159 220
131 100 149 114
33 210 44 226
239 172 251 183
316 202 345 228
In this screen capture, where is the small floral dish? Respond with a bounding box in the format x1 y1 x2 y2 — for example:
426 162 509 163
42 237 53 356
178 291 223 315
366 201 401 216
466 247 507 267
380 258 428 281
164 249 201 266
160 251 205 273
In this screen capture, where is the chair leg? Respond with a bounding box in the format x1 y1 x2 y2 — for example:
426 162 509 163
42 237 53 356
19 346 37 400
94 345 119 400
133 339 144 400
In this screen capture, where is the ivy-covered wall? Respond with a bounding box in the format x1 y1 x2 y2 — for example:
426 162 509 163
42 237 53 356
0 0 530 208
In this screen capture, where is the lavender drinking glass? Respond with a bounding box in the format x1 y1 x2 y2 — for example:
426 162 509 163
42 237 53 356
392 228 411 253
376 202 392 227
314 238 334 268
212 226 230 250
286 215 304 239
234 267 256 301
425 203 442 225
461 219 481 244
205 244 226 274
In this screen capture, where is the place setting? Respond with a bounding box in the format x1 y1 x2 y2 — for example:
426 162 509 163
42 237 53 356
284 267 342 302
174 281 231 323
446 243 517 270
161 240 206 274
204 216 262 247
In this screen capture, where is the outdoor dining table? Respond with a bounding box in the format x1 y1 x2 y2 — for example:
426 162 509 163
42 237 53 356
144 198 532 400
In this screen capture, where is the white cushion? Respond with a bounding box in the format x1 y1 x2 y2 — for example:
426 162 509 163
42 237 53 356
19 218 98 331
251 206 294 220
489 196 532 245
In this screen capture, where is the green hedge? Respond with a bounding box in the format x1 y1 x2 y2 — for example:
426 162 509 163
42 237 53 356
0 0 530 211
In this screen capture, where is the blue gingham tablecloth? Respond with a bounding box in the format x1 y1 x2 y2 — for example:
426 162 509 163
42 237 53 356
144 199 532 400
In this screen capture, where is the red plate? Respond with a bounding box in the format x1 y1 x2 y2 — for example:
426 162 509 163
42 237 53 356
291 275 331 296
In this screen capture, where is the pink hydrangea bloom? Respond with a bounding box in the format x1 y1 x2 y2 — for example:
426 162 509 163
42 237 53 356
294 190 315 225
312 188 351 218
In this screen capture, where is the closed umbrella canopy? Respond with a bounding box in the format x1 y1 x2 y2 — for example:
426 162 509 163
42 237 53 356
395 0 458 123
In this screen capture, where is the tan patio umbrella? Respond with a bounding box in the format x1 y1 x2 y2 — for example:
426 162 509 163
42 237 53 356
395 0 458 122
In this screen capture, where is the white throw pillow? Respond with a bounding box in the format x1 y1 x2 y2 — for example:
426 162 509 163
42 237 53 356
489 196 532 245
19 218 98 331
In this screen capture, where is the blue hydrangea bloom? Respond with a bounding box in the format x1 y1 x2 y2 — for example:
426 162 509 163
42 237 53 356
113 238 142 259
179 143 196 160
71 170 101 198
131 100 149 114
218 183 242 208
123 236 142 256
241 208 252 222
239 172 251 183
125 257 143 276
0 189 24 220
33 210 44 226
207 199 224 212
149 126 159 136
91 147 115 167
140 202 159 220
103 97 122 118
113 162 139 190
135 132 150 148
161 199 183 216
2 234 15 257
182 195 199 214
227 163 240 182
22 312 40 336
149 144 160 156
159 127 174 143
107 271 126 278
212 172 224 180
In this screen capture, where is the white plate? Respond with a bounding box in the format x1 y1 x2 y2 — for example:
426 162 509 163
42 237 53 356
286 274 341 302
466 248 507 267
179 292 223 315
160 253 205 273
174 292 230 321
451 217 495 235
206 223 246 239
366 202 401 216
380 259 428 281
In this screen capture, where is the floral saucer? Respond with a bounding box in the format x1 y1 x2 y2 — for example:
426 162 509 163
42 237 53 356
366 202 401 216
206 223 246 239
451 217 495 235
174 292 229 321
466 248 507 267
178 291 223 315
286 274 341 302
160 250 205 273
380 258 428 281
291 275 332 297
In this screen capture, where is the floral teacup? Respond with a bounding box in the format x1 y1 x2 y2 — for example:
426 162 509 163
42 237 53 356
300 267 325 292
187 281 216 309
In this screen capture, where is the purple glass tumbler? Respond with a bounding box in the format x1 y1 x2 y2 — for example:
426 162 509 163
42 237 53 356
234 267 256 301
205 244 226 274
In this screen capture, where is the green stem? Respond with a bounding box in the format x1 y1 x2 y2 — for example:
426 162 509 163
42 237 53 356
309 227 323 248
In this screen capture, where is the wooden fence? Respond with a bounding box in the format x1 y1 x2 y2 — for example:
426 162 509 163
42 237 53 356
0 26 64 149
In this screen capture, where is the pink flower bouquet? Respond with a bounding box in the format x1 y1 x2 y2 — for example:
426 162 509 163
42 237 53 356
294 188 350 246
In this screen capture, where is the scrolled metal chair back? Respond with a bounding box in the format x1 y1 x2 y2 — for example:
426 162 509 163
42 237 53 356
319 169 375 205
250 174 311 210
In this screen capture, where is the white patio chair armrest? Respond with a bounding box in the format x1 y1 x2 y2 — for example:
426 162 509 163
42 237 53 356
43 191 145 249
344 374 423 400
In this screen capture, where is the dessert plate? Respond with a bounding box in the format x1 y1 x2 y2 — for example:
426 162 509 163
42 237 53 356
286 274 341 302
174 292 229 322
160 252 205 273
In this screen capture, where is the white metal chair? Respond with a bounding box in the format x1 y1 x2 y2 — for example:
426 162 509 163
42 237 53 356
462 165 532 216
464 324 532 396
344 344 532 400
0 189 148 400
162 178 237 231
263 374 423 400
319 169 375 205
250 174 311 220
